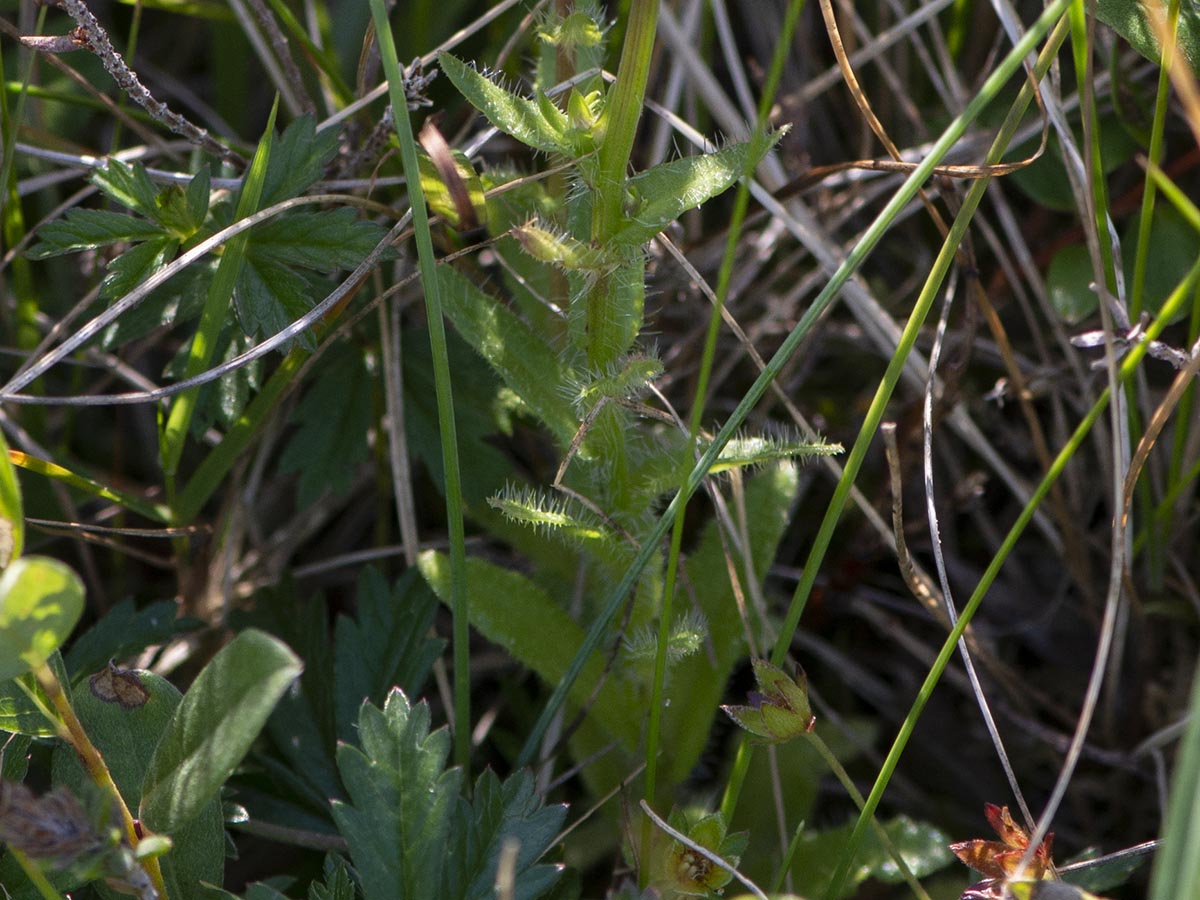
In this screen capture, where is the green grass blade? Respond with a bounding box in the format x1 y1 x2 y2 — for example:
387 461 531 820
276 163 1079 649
1149 660 1200 899
368 0 471 770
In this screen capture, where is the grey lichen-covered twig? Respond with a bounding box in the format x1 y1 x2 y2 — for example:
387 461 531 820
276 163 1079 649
44 0 245 165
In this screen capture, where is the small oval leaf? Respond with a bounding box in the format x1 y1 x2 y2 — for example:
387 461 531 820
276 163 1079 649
0 556 84 680
138 628 302 833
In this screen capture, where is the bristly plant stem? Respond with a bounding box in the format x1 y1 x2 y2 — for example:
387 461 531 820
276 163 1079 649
593 0 658 242
643 0 805 812
368 0 472 771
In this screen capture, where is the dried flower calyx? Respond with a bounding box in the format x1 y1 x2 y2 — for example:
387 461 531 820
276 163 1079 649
721 658 816 744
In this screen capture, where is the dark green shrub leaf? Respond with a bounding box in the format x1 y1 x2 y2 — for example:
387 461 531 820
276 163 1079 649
1096 0 1200 70
1047 244 1097 324
333 567 443 744
65 599 199 680
50 667 224 900
28 210 167 258
0 556 85 680
447 769 566 900
277 342 371 506
139 628 302 833
332 689 462 900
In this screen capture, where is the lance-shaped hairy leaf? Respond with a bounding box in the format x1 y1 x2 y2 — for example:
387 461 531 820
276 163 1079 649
139 628 302 833
705 433 842 475
331 689 462 900
609 132 783 248
446 769 567 900
438 53 571 156
437 266 577 446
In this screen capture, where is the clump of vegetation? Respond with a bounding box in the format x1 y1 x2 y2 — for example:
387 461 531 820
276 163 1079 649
2 1 1200 899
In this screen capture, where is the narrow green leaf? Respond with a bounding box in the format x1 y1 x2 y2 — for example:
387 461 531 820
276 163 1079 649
0 429 24 568
1150 661 1200 900
610 134 782 248
438 53 570 155
27 209 167 258
139 628 302 833
331 689 462 900
0 556 84 680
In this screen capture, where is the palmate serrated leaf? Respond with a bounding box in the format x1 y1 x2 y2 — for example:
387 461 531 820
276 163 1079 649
447 769 566 900
333 567 443 745
99 236 178 301
438 53 570 155
92 159 161 217
277 342 371 506
246 208 389 271
139 629 302 833
258 115 339 206
309 854 356 900
332 689 462 900
233 256 319 351
28 209 168 258
101 261 210 350
611 133 783 247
